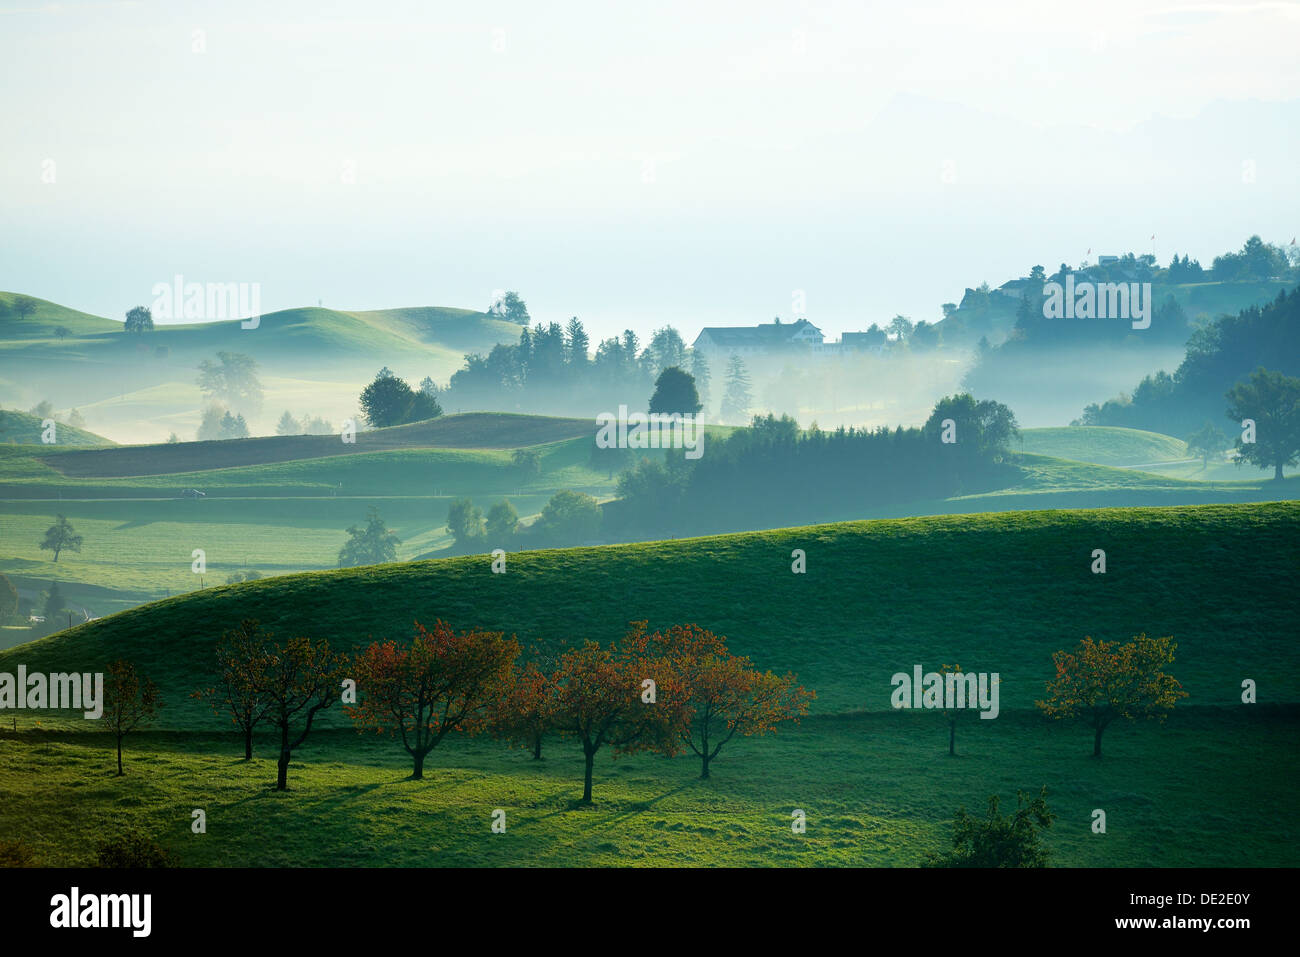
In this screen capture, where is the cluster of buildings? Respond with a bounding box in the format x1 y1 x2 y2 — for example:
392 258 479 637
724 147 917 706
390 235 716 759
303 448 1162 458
691 318 887 359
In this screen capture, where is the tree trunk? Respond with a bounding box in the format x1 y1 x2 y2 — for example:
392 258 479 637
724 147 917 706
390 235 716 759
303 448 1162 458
276 724 290 790
1275 462 1284 481
116 733 123 776
411 750 426 780
948 720 956 756
700 752 711 779
1093 724 1104 758
582 750 595 803
532 736 542 760
244 728 253 761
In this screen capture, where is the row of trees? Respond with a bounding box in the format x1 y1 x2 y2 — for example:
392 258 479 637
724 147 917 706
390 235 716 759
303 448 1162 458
106 625 1185 812
335 488 609 567
195 619 813 800
608 394 1020 539
358 357 716 434
57 626 1185 869
905 634 1187 761
201 405 336 441
1078 286 1300 438
442 319 716 418
197 404 250 440
275 410 336 435
447 490 604 550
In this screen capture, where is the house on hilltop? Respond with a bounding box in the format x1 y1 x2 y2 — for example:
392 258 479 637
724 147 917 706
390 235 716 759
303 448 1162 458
839 328 887 354
994 277 1032 299
692 317 824 357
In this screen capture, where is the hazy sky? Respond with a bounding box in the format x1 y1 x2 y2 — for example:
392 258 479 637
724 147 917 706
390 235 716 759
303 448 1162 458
3 0 1298 341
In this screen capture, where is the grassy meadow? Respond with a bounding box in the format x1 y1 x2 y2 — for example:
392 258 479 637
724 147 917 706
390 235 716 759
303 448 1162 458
7 500 1295 724
3 707 1293 868
1 501 1296 867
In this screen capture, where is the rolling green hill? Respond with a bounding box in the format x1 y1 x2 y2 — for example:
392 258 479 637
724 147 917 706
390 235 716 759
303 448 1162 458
0 296 521 362
0 409 115 447
39 413 592 478
0 292 120 338
0 294 525 444
1018 426 1187 467
2 500 1295 869
1017 425 1295 482
0 416 629 626
1 417 1294 628
5 501 1295 728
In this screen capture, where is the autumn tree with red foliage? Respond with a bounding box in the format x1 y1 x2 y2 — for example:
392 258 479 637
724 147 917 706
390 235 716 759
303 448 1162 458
349 621 519 779
549 628 686 804
249 635 347 790
632 623 813 778
1036 633 1188 757
491 659 554 760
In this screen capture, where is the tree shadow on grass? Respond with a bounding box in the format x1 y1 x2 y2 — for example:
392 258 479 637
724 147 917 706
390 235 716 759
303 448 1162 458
508 781 701 867
112 519 158 531
530 780 696 825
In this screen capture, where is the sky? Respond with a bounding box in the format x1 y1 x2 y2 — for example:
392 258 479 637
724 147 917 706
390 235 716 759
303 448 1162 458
2 0 1298 341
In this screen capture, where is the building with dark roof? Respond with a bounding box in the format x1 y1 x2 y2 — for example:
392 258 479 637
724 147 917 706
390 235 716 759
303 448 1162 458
692 318 824 356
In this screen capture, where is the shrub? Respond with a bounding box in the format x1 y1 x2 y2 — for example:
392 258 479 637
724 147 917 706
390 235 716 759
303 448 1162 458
0 839 39 867
94 830 173 868
925 787 1055 868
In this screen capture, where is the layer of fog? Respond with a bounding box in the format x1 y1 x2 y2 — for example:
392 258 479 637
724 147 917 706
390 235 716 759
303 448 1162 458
3 340 1192 447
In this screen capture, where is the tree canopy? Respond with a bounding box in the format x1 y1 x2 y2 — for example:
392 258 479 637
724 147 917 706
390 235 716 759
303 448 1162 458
40 514 83 562
359 368 441 428
648 366 703 415
124 305 154 334
338 508 400 567
1037 633 1187 757
1225 367 1300 480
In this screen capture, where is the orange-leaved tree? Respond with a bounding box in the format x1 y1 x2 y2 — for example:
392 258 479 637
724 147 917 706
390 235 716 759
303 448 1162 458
549 627 686 804
1036 633 1187 757
491 658 554 760
633 623 813 779
104 659 161 776
192 619 273 760
249 634 347 790
349 620 519 780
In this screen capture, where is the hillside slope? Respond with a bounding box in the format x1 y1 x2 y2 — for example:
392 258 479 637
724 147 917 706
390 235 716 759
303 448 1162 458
0 297 520 361
0 292 121 338
5 501 1294 727
1018 426 1187 467
0 295 524 444
39 412 592 477
0 409 115 447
